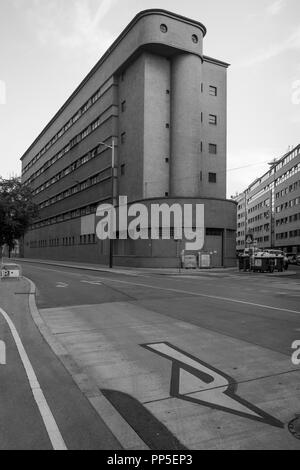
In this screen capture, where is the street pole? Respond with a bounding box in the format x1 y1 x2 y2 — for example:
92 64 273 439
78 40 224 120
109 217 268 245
109 138 115 269
98 139 116 269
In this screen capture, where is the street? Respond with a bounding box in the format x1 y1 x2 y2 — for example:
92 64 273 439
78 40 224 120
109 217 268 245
1 262 300 449
1 261 299 449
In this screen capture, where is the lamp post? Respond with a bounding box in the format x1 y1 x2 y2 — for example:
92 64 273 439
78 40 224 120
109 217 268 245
98 139 116 269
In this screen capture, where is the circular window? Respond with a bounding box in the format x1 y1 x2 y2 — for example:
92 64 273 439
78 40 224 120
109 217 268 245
192 34 199 44
160 24 168 33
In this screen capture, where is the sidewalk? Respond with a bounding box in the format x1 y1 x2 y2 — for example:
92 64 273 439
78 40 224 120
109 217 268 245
9 257 238 276
8 257 297 277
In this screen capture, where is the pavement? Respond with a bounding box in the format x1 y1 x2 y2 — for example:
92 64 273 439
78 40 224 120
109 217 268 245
1 258 300 450
11 256 299 277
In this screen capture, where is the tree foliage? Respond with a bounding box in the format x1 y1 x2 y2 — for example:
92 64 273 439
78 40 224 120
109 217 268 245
0 177 38 251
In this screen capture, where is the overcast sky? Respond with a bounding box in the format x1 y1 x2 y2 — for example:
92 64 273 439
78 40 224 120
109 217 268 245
0 0 299 197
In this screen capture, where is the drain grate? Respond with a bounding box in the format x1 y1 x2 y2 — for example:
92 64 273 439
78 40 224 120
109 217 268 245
288 416 300 440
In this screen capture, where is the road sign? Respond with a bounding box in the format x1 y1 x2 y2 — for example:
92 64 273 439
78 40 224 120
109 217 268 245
142 342 283 428
1 264 21 280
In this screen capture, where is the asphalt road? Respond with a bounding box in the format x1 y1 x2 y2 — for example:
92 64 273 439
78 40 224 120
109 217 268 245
2 261 300 449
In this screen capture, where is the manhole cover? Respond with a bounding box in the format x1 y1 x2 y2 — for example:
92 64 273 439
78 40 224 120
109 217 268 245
288 417 300 440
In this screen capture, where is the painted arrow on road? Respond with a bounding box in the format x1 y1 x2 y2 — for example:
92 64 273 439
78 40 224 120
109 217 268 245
56 283 69 288
142 342 284 428
0 340 6 365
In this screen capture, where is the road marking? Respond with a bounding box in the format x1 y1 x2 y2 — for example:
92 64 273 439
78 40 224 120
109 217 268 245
81 280 103 286
0 340 6 365
0 307 67 450
56 282 68 288
142 342 284 428
92 277 300 315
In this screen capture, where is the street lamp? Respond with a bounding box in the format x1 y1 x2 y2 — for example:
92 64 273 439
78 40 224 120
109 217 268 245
98 139 116 269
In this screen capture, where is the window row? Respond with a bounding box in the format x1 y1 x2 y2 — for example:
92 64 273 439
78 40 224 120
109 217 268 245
26 108 114 187
275 179 300 199
247 146 299 194
28 234 96 249
248 199 270 214
276 212 300 226
23 78 114 175
29 203 100 231
276 230 300 240
275 162 300 187
39 170 110 210
276 197 300 213
32 145 103 196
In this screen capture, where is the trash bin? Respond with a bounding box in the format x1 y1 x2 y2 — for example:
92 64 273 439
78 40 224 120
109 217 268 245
252 253 275 273
198 253 211 269
182 254 197 269
239 256 250 271
273 255 284 272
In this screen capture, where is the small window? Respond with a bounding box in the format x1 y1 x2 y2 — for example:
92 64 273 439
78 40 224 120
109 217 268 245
166 123 170 129
209 86 217 96
121 71 126 82
192 34 199 44
165 192 169 197
165 158 169 163
121 132 126 144
209 143 217 154
209 172 217 183
201 83 204 93
121 100 126 112
209 114 217 125
121 164 125 176
166 89 170 95
160 24 168 33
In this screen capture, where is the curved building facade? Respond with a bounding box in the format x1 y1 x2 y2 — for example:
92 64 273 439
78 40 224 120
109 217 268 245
21 9 237 267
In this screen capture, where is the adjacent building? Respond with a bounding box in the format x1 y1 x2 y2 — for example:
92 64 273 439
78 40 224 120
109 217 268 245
236 144 300 255
21 9 237 268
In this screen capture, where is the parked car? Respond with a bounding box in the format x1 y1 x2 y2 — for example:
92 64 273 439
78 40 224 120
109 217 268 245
287 255 297 265
296 255 300 266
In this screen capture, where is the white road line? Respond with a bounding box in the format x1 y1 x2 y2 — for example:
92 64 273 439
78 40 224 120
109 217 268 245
93 277 300 315
0 307 67 450
0 340 6 365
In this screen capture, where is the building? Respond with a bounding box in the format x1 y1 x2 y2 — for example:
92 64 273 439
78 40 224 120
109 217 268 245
21 9 237 268
235 144 300 255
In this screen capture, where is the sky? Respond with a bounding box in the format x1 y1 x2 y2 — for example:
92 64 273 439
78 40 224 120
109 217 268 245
0 0 299 197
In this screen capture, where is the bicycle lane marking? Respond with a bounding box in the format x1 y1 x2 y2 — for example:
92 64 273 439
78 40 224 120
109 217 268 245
0 307 67 450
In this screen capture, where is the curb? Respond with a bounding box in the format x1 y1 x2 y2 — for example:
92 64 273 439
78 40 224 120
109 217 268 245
14 258 238 276
25 277 149 450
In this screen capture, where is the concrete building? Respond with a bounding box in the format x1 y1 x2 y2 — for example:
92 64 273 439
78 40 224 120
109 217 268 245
21 9 237 268
235 144 300 255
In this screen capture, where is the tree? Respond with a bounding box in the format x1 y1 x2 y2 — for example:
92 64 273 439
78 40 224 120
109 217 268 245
0 177 38 257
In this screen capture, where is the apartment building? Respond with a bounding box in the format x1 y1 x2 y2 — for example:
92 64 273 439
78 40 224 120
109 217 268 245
21 9 237 268
236 144 300 255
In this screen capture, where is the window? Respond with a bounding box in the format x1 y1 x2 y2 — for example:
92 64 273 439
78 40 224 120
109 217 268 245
160 24 168 33
121 164 125 176
209 114 217 125
121 132 126 144
121 100 126 112
166 90 170 95
209 86 217 96
165 158 169 163
166 123 170 129
121 71 126 82
209 143 217 154
192 34 199 43
209 173 217 183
